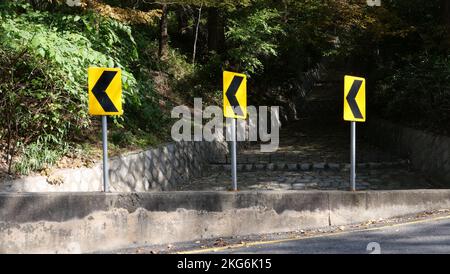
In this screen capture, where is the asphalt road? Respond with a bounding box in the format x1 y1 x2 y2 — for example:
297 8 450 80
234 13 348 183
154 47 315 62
191 215 450 254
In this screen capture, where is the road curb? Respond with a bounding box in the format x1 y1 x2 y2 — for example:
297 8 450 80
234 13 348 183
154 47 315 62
1 190 450 253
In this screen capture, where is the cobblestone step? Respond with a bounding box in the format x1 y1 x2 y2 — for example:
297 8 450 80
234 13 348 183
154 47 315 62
207 160 409 173
213 153 403 165
178 166 436 191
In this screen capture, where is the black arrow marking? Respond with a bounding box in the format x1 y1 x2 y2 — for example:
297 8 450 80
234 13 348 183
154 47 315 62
225 75 244 116
92 70 119 112
346 79 363 119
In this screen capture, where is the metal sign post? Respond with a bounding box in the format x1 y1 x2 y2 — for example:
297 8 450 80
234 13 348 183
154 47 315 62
88 67 123 193
223 70 247 192
343 75 366 192
102 115 109 192
350 121 356 191
230 118 238 191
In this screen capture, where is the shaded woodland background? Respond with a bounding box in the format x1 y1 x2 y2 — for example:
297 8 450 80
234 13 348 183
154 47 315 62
0 0 449 175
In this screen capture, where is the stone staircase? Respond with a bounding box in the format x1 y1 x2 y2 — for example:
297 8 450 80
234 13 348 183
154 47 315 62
178 65 437 191
204 67 410 176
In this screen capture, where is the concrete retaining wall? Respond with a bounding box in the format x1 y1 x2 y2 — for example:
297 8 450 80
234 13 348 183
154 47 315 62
1 190 450 253
1 140 228 192
366 118 450 185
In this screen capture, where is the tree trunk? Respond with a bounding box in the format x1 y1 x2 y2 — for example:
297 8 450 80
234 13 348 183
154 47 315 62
207 7 225 53
159 4 169 60
192 4 203 65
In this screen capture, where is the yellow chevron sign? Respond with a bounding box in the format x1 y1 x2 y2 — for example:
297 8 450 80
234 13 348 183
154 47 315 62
223 71 247 119
344 75 366 122
88 67 123 116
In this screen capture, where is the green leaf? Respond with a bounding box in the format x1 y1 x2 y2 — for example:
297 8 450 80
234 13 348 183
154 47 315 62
36 47 45 57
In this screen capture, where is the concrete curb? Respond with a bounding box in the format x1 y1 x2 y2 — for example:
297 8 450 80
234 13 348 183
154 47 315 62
1 190 450 253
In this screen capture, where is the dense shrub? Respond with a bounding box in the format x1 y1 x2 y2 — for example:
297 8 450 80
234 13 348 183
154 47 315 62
0 4 142 127
0 47 71 173
373 54 450 134
0 2 167 174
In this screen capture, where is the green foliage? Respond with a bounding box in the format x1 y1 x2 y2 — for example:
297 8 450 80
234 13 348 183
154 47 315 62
0 46 73 172
110 128 160 149
0 3 142 130
14 140 68 175
0 2 170 174
225 8 283 75
111 130 136 147
374 54 450 134
175 51 223 103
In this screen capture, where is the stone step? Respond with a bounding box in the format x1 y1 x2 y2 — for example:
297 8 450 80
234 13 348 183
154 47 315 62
212 154 404 165
207 160 409 173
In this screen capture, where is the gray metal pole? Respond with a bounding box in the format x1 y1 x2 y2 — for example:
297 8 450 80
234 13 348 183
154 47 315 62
350 121 356 191
231 118 237 191
102 115 109 192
